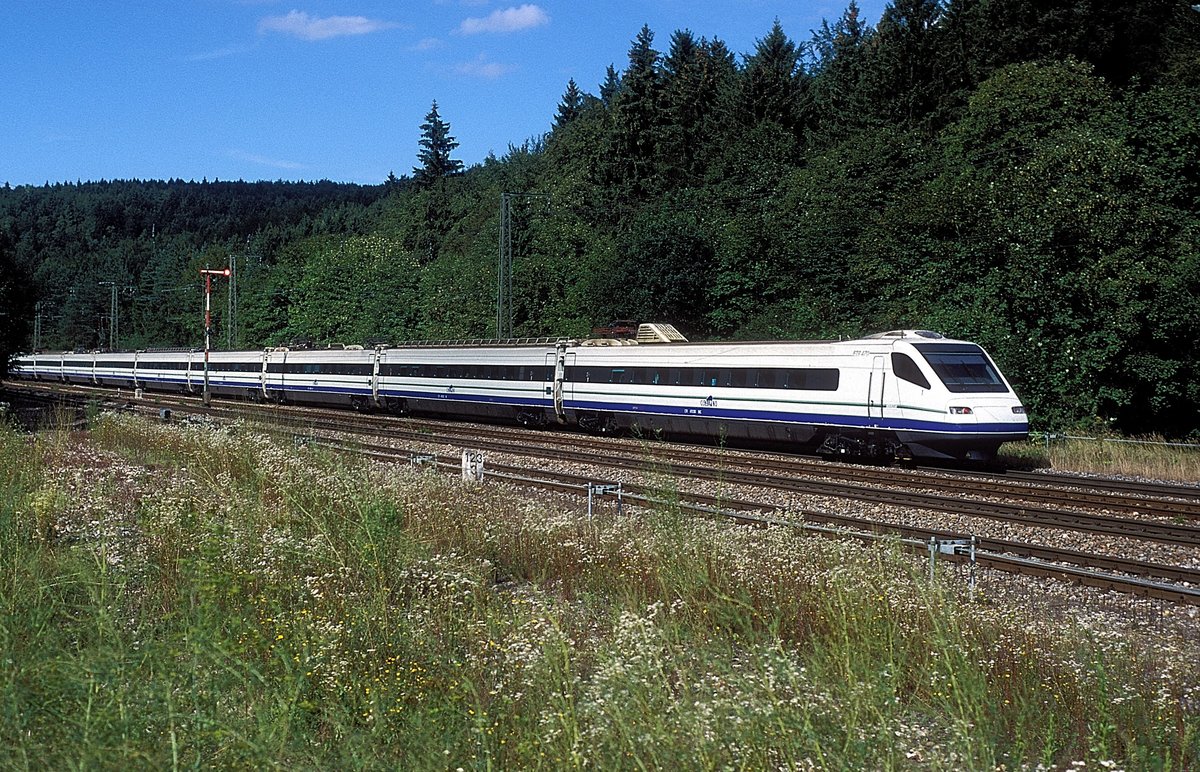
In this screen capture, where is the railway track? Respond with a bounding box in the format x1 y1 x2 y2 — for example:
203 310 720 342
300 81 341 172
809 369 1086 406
9 380 1199 510
7 380 1200 604
302 433 1200 606
284 412 1200 545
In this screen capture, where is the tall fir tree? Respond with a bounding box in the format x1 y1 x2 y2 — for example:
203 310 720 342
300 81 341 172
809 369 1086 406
413 101 464 186
599 64 622 105
553 79 585 129
808 0 875 139
611 25 666 195
861 0 945 127
660 31 736 183
739 20 806 134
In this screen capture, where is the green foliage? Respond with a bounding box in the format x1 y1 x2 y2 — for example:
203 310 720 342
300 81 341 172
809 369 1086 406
4 7 1200 434
283 235 420 345
3 418 1197 766
0 242 33 375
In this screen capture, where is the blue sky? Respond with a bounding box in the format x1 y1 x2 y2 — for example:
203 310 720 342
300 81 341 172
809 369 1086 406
1 1 887 186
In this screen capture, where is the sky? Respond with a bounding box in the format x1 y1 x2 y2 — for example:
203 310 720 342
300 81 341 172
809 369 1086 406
1 0 888 187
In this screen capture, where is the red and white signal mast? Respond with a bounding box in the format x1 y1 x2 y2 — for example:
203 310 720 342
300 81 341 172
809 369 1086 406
199 267 231 406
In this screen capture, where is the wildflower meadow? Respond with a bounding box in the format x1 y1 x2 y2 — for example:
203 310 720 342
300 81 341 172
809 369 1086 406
0 414 1195 769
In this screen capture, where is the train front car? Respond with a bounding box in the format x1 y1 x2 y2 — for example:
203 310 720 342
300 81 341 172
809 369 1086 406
9 352 36 380
881 332 1028 462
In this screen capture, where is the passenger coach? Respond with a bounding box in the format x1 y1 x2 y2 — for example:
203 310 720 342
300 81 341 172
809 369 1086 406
9 328 1028 462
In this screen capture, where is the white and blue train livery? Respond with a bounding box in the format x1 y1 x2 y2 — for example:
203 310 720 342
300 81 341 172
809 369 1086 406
10 328 1028 462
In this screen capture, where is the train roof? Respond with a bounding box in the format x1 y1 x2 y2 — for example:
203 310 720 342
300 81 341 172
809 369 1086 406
15 329 977 359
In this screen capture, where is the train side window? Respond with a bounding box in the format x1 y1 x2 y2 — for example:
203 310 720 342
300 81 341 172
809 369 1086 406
806 369 840 391
891 353 931 390
787 368 840 390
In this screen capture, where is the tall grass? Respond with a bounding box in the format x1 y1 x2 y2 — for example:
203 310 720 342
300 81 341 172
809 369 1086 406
1001 434 1200 482
1 414 1196 768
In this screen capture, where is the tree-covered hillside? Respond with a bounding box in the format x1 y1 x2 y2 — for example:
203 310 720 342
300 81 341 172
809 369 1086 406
2 0 1198 435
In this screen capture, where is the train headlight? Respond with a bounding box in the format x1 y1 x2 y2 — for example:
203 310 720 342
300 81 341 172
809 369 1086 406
1012 406 1026 415
948 406 973 415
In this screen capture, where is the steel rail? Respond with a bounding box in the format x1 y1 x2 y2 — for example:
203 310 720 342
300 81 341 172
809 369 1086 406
301 434 1200 606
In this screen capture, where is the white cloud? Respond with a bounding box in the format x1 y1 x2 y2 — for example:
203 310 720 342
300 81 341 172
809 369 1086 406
411 37 444 51
458 4 549 34
454 53 516 79
186 45 251 62
258 10 398 41
229 150 306 170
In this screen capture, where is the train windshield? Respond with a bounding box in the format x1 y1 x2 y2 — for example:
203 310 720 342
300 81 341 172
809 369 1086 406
912 343 1008 393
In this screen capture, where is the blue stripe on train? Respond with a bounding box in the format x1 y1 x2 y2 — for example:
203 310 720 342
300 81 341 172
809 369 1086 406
564 398 1026 436
40 374 1024 439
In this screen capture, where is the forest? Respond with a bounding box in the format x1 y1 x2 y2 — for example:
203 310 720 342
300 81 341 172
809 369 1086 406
1 0 1198 435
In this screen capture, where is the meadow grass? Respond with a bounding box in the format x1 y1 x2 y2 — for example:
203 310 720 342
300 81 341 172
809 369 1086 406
1000 434 1200 483
0 414 1196 769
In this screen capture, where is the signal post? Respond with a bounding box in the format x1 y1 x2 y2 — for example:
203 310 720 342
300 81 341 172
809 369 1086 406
200 267 231 406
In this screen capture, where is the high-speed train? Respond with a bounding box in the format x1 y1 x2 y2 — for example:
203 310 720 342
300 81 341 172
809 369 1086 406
9 328 1028 462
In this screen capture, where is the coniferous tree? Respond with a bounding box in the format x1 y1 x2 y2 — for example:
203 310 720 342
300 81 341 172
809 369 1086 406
861 0 945 127
611 25 666 195
553 79 585 129
413 101 464 186
599 64 622 105
661 31 736 183
740 20 806 134
809 1 875 138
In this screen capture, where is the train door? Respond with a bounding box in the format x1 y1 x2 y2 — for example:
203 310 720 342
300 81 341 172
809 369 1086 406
260 349 270 400
264 348 287 400
371 347 382 408
547 349 573 424
868 356 886 420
